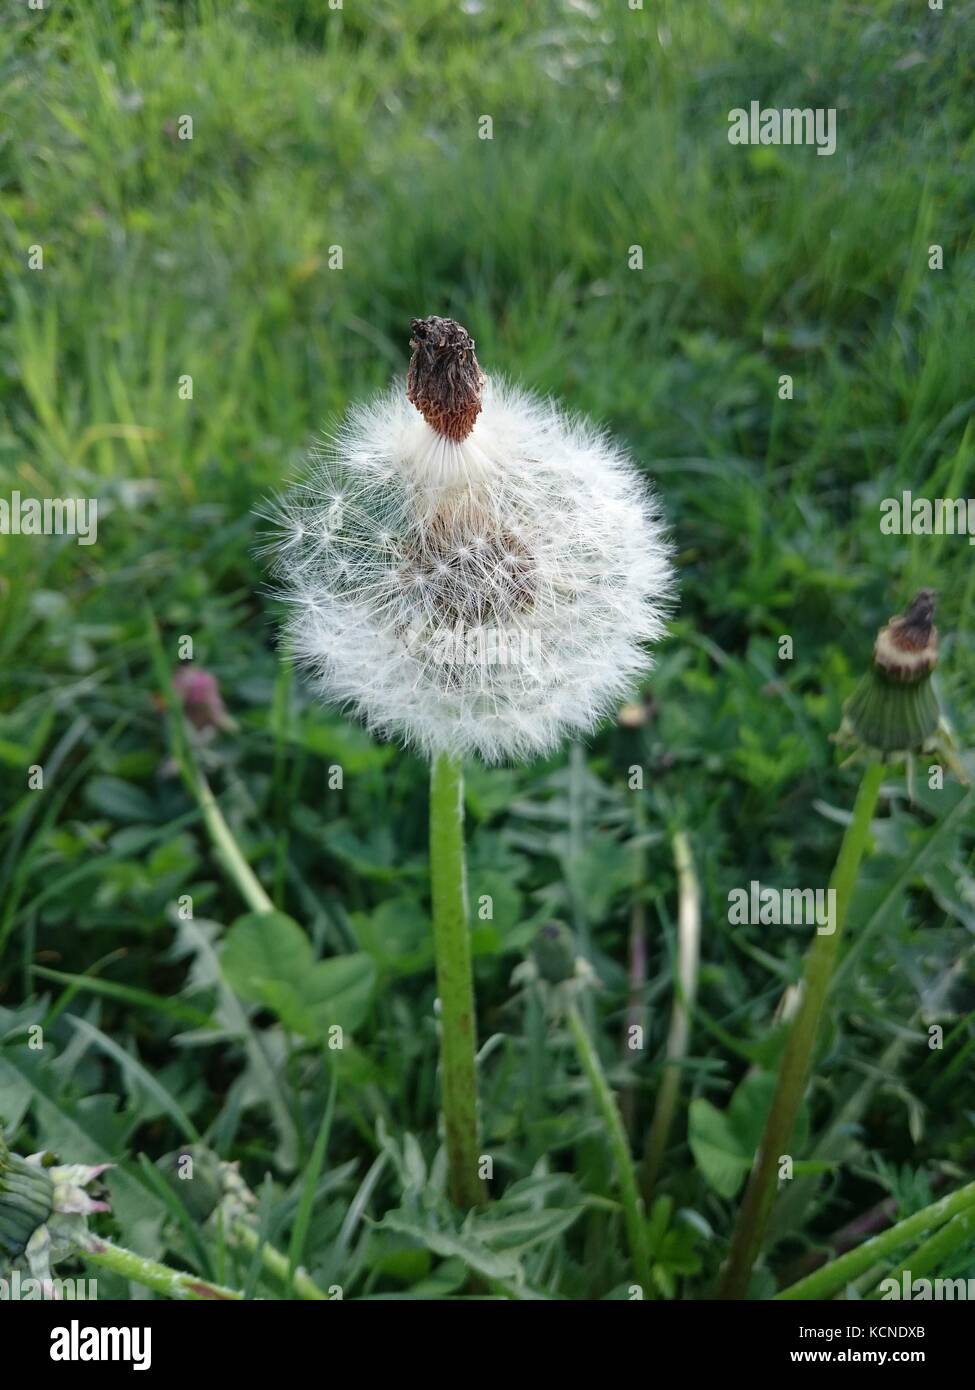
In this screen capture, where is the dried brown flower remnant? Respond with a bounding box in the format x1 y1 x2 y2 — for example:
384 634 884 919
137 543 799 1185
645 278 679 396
872 587 939 683
407 316 485 442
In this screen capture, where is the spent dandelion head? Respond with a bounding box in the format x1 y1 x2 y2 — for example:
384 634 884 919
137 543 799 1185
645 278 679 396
841 589 942 756
837 588 968 787
0 1137 112 1296
262 316 675 763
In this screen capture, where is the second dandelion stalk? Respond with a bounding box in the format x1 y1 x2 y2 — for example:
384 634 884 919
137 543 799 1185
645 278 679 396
719 759 885 1297
721 590 948 1297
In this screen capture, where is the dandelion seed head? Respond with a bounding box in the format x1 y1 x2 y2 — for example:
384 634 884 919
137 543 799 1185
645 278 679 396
262 320 675 763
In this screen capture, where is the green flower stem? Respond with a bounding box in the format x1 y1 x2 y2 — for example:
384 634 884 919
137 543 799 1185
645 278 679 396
866 1208 975 1299
79 1236 244 1300
776 1180 975 1300
566 1001 653 1296
642 830 701 1198
429 753 485 1209
228 1218 329 1300
146 608 273 917
195 770 275 916
719 760 886 1299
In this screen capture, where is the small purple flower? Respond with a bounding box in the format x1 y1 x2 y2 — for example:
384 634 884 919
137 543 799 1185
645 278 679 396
171 667 237 734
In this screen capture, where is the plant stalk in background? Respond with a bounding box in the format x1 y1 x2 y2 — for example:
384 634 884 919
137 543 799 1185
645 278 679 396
147 612 273 915
642 830 701 1197
192 769 274 916
566 1001 653 1295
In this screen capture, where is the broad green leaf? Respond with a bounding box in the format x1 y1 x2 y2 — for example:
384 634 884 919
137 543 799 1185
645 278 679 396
352 897 432 977
84 776 157 822
222 912 314 996
687 1097 752 1199
222 911 376 1040
263 956 376 1037
690 1074 808 1200
293 718 394 772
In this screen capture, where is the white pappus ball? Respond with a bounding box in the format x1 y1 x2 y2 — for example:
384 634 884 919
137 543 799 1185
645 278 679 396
262 317 675 764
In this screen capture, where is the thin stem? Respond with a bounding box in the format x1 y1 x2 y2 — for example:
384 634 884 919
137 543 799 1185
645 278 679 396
719 760 886 1298
79 1236 243 1300
642 830 701 1197
195 771 275 916
229 1218 330 1300
621 799 648 1135
773 947 970 1263
566 1001 653 1296
866 1208 975 1299
145 607 273 916
429 753 485 1209
776 1180 975 1300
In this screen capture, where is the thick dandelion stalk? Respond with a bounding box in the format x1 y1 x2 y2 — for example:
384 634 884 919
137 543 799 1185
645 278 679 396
430 753 485 1209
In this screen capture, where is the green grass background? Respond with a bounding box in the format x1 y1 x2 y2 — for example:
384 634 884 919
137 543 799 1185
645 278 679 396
0 0 973 1298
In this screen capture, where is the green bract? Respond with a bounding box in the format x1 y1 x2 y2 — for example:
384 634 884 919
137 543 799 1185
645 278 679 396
846 666 941 754
0 1139 54 1262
